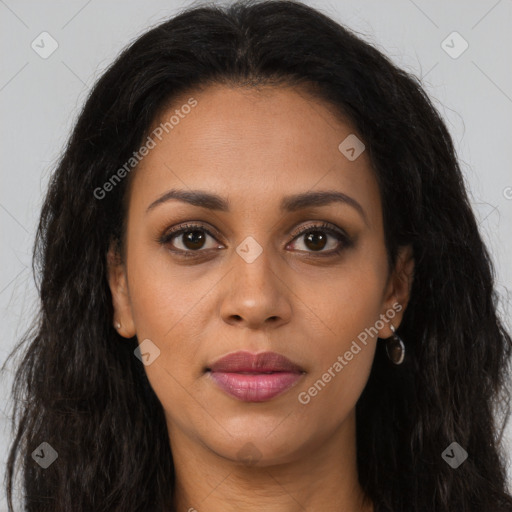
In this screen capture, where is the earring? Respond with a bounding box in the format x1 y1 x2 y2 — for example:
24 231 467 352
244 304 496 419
386 324 405 365
114 321 121 330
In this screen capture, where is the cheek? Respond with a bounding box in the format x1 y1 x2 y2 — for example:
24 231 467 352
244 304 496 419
292 276 382 430
294 250 386 404
126 237 214 338
305 253 387 348
126 258 211 428
124 241 228 408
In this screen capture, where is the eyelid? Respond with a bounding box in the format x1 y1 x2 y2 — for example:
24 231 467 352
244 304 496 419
288 221 348 240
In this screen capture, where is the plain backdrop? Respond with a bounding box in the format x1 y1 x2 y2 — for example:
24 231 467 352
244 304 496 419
1 0 511 509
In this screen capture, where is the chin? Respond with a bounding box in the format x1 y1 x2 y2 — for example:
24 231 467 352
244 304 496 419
204 427 308 467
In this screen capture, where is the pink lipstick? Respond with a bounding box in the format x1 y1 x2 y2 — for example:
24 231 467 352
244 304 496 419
206 350 305 402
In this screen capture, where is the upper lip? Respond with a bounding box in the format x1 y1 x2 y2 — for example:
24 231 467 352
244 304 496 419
207 351 304 373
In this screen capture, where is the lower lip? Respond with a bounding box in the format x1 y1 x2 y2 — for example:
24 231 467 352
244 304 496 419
208 371 303 402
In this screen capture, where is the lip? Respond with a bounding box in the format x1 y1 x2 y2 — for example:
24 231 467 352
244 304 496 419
206 351 305 402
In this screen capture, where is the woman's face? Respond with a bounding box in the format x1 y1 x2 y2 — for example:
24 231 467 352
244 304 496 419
108 83 413 467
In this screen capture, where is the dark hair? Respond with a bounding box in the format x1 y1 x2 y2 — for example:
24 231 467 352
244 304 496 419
4 0 512 510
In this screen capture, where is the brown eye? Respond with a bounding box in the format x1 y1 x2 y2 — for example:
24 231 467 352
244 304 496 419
159 223 221 255
158 221 352 259
287 222 352 255
302 231 328 251
180 229 207 250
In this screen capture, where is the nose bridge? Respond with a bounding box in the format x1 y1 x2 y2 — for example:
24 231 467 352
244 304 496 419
228 199 293 286
220 233 291 327
227 201 278 267
232 233 276 295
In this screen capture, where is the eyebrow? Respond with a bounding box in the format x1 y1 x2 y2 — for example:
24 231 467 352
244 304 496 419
146 188 368 224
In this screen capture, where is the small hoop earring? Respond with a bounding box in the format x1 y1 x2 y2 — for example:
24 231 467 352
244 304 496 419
386 324 405 365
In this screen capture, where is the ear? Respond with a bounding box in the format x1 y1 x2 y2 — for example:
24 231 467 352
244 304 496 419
106 241 136 338
378 244 414 338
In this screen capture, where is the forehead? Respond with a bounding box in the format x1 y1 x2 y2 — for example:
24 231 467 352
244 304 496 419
128 84 381 225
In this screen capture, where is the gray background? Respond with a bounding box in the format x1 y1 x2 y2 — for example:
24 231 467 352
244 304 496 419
1 0 511 508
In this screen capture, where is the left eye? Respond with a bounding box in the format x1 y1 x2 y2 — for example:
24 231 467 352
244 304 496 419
287 226 346 253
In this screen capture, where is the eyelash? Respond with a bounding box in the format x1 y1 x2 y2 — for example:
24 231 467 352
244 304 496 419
158 221 352 258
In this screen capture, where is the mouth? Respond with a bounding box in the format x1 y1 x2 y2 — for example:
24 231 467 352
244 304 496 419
205 351 306 402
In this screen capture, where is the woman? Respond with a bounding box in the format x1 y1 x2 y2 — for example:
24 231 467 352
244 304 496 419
4 0 512 511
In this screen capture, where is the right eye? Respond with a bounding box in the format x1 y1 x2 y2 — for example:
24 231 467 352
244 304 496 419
159 223 224 256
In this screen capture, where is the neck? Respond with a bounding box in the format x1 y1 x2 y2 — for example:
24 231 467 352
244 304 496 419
169 409 374 512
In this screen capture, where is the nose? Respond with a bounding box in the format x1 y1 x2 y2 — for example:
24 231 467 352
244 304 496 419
219 247 292 330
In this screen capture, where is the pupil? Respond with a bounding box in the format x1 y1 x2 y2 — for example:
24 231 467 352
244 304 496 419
305 232 326 251
184 230 205 250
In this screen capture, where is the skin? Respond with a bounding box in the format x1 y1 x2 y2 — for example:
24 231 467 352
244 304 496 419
108 83 414 512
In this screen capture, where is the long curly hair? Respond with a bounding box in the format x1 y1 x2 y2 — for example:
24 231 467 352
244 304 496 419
4 1 512 510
